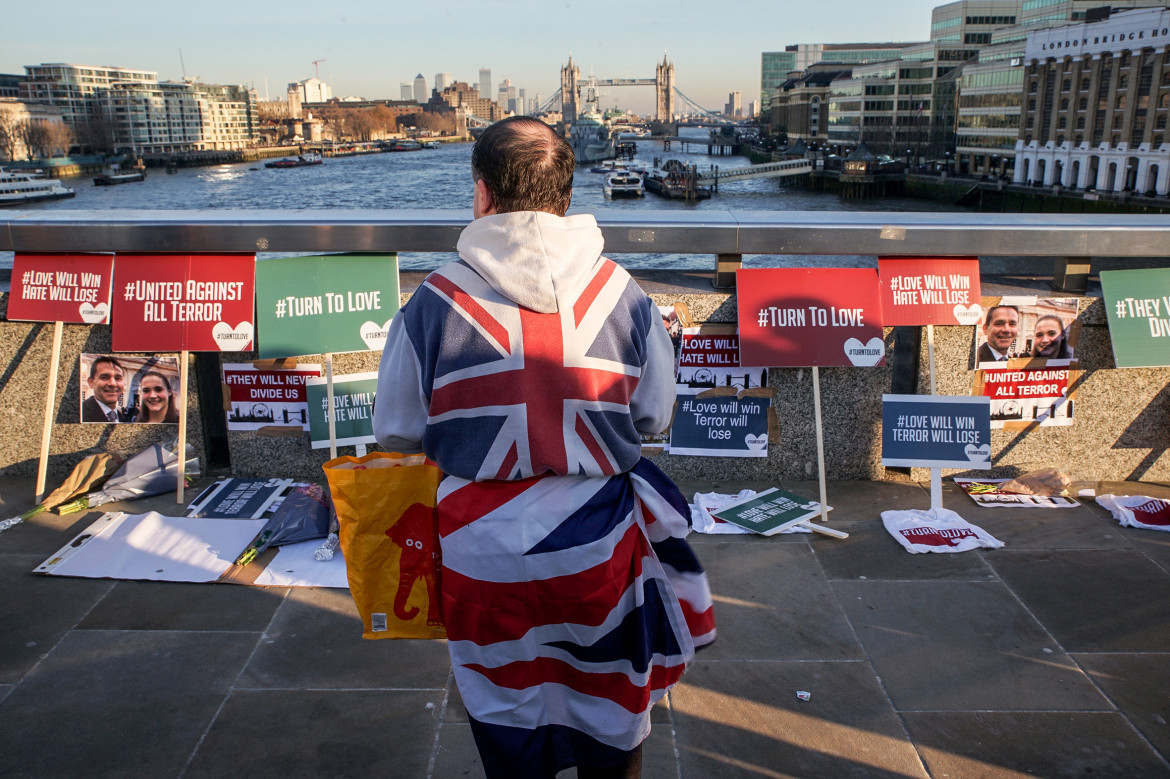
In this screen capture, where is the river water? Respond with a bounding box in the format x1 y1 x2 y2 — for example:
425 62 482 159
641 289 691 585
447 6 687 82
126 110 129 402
3 128 966 272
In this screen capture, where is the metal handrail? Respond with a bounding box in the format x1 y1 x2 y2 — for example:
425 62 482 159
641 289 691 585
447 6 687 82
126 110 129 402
3 209 1170 258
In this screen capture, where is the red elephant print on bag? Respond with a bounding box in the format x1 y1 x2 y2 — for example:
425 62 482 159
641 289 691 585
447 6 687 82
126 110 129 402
386 501 442 625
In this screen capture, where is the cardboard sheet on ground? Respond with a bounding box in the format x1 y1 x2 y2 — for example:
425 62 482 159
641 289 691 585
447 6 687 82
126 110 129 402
953 478 1080 508
252 539 349 588
35 512 265 582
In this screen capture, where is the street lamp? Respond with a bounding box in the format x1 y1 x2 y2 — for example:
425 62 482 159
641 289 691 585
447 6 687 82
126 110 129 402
945 151 953 175
906 148 913 170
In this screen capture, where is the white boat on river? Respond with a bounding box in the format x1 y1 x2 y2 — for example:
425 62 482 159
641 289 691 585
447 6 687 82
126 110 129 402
0 168 76 206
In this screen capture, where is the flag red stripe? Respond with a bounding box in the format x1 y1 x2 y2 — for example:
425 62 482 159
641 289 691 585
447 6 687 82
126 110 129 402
573 260 617 327
575 415 616 476
438 476 544 537
427 275 511 354
679 601 716 639
442 524 648 644
464 656 685 714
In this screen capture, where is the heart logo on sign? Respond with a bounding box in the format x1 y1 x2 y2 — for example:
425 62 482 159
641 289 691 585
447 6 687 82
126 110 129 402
745 433 767 450
965 443 991 462
844 337 884 367
79 301 109 324
953 303 982 326
212 321 254 351
360 319 392 350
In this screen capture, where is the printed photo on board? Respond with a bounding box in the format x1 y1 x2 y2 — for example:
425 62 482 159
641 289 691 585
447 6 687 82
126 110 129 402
79 354 181 424
972 296 1080 369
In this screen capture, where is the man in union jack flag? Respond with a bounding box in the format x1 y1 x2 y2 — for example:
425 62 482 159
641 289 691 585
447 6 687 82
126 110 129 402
374 116 715 778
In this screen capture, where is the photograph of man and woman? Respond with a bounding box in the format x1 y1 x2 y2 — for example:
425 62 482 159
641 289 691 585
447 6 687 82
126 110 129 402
79 355 181 424
973 297 1080 368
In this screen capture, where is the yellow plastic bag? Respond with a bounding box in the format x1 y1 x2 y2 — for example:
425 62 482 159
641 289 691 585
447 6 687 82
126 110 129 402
323 452 445 640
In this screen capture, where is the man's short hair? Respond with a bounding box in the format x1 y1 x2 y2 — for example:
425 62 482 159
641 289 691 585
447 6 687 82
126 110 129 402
471 116 575 216
983 304 1019 327
88 356 123 380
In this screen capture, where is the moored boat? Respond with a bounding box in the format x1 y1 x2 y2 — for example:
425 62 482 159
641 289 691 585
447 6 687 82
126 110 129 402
94 168 146 186
264 152 324 169
569 109 616 165
0 167 76 206
603 171 644 198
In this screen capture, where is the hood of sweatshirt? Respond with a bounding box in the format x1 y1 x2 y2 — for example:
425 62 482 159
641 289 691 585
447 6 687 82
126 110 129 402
456 211 605 314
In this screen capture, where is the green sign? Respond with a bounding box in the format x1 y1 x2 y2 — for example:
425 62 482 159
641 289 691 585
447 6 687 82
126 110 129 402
1100 268 1170 368
709 487 828 536
305 372 378 449
255 254 399 358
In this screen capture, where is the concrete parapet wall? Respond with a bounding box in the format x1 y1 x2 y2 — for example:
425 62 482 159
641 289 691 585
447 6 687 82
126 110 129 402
3 274 1169 485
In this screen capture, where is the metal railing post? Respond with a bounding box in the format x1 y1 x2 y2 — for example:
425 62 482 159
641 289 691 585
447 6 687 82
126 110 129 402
1052 256 1091 293
714 254 741 290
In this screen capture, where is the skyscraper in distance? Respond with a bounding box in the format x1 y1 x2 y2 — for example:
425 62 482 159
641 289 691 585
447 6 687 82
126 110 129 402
479 68 491 104
401 82 413 100
435 72 452 93
413 73 427 103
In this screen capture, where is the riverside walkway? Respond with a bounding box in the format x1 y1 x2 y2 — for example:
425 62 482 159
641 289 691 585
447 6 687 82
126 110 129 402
2 474 1169 777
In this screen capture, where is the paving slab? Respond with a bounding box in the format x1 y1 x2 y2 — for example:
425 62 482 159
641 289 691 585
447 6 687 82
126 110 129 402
1076 652 1170 758
670 659 928 778
237 585 451 690
183 689 443 778
987 549 1170 653
693 538 863 662
430 721 486 778
77 579 287 631
0 629 256 778
902 711 1169 777
834 579 1106 711
782 479 931 520
0 553 113 683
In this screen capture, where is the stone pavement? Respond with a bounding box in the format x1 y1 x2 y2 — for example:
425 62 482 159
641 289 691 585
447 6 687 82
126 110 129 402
2 475 1170 778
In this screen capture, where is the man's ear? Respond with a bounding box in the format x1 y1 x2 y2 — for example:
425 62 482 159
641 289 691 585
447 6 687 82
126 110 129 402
474 179 496 218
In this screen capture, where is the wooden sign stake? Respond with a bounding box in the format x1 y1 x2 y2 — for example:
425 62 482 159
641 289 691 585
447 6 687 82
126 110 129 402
325 353 338 460
812 366 829 522
926 324 942 510
35 321 64 502
177 350 189 503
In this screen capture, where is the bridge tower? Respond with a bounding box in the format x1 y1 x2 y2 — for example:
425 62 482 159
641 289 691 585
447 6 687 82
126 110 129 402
655 56 675 122
560 58 580 119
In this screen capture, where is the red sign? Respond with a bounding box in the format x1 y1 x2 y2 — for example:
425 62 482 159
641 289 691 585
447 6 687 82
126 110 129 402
979 367 1070 400
878 256 982 326
222 364 320 404
7 253 114 324
736 268 885 367
111 254 255 352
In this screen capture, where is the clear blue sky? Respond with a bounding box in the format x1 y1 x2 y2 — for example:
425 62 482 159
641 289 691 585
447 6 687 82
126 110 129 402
4 0 943 114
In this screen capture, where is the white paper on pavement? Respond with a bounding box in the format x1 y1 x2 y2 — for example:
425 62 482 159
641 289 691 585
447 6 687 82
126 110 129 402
881 507 1004 554
253 539 350 588
35 511 265 582
1096 494 1170 531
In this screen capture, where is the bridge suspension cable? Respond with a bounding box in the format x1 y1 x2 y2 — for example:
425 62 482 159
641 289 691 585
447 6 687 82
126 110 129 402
672 88 735 124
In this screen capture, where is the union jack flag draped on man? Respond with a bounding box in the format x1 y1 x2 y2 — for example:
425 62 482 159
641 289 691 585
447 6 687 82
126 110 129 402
374 211 714 777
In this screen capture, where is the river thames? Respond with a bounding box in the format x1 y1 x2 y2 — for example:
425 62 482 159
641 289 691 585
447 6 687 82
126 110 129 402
2 129 967 272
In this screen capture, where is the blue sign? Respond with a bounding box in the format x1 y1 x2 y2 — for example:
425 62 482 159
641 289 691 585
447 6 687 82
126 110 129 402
669 394 770 458
881 395 991 469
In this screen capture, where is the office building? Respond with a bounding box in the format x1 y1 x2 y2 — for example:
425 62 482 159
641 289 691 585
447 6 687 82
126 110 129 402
435 72 452 93
725 91 742 117
1013 6 1170 194
290 77 331 104
18 63 257 153
413 74 427 104
479 68 492 105
762 43 915 107
400 82 413 101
